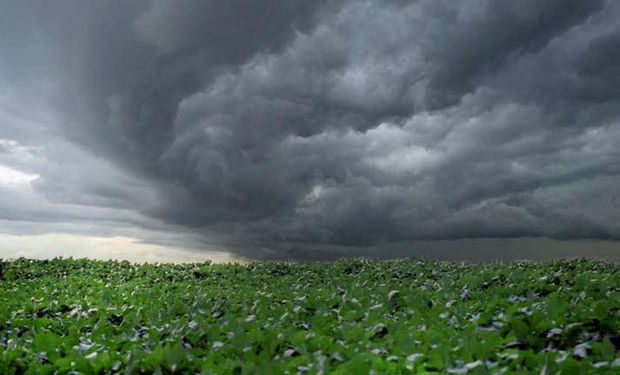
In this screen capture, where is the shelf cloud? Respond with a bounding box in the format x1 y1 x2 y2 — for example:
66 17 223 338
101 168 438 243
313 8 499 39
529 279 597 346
1 0 619 260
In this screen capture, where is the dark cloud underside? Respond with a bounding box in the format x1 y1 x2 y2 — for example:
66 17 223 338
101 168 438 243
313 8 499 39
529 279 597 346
1 0 619 259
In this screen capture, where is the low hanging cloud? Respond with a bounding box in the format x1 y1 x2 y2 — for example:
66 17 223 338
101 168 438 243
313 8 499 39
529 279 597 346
1 0 619 259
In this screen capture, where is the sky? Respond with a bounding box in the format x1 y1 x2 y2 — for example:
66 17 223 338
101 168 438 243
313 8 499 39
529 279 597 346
0 0 619 262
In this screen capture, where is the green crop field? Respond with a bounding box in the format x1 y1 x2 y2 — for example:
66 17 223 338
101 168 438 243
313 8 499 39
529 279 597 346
0 258 618 374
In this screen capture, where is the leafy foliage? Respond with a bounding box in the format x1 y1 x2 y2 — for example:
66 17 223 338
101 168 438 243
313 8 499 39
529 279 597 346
0 258 618 374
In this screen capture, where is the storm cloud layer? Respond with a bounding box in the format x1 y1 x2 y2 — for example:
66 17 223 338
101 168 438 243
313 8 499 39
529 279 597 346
1 0 620 259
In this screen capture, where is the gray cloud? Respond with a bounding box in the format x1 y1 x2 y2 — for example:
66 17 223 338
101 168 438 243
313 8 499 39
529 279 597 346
1 0 619 259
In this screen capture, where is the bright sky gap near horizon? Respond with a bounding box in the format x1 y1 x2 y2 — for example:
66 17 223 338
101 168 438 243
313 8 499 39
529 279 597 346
0 0 619 262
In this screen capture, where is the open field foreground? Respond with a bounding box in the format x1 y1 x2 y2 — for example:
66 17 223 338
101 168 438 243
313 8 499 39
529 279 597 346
0 258 619 374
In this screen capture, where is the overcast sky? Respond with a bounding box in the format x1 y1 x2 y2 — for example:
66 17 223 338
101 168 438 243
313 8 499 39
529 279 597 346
1 0 619 262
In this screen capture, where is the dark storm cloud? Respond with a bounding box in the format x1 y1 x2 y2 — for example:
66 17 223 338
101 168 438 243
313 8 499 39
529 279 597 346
1 0 619 259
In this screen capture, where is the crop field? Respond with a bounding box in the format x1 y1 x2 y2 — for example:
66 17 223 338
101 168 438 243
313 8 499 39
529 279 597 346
0 258 618 374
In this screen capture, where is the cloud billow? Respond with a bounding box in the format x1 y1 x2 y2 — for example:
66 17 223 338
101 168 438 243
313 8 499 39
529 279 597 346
1 0 620 258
